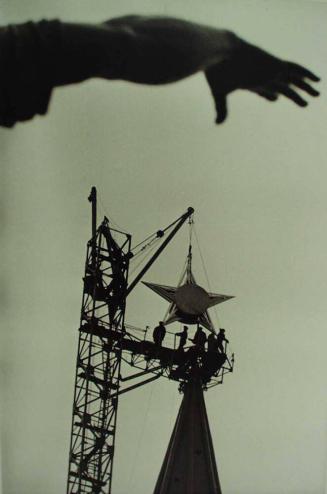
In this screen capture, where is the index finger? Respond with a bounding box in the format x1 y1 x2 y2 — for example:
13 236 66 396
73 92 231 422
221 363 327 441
215 94 228 124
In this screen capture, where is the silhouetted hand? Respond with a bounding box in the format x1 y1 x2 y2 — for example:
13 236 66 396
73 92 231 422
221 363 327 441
205 39 320 123
0 16 321 126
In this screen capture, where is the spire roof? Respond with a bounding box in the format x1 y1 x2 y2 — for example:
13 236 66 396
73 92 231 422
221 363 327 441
153 378 222 494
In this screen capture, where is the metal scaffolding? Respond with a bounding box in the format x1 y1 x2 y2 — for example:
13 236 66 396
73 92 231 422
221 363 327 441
66 188 234 494
66 213 131 494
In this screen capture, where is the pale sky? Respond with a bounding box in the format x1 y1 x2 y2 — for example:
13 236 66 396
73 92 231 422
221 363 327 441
1 1 327 494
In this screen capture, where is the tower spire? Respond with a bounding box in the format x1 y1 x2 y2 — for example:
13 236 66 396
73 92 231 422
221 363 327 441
153 378 222 494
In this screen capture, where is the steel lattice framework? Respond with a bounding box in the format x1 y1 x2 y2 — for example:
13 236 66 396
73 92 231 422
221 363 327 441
66 217 131 494
66 190 234 494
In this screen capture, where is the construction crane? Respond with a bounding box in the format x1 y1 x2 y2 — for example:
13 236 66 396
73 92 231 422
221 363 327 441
66 187 234 494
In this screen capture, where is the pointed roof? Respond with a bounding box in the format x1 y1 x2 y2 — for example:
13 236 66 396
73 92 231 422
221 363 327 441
153 378 222 494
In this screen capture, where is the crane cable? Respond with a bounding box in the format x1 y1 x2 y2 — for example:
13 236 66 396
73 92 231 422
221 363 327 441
164 217 194 329
126 380 156 491
97 191 128 232
193 224 222 331
129 238 163 276
187 213 194 279
96 195 193 283
193 225 234 356
162 257 188 322
131 212 189 256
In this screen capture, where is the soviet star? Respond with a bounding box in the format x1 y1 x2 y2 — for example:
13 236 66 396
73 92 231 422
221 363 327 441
142 267 233 333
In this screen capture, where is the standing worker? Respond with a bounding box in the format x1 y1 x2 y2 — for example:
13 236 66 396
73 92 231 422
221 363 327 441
152 321 166 347
176 326 188 351
191 326 207 352
207 332 218 353
217 328 229 353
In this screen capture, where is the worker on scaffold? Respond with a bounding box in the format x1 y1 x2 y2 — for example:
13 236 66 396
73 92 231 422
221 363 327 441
216 328 229 354
176 326 188 351
190 325 207 352
207 332 218 353
152 321 166 347
203 330 228 380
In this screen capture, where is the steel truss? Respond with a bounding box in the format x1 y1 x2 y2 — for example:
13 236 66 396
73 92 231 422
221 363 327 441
67 218 131 494
66 195 234 494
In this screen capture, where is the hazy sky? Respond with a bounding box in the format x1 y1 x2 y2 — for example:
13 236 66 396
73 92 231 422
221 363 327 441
1 1 327 494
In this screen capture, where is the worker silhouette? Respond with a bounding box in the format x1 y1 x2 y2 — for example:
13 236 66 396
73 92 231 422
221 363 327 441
176 326 188 351
191 326 207 352
207 332 218 353
203 331 228 380
0 15 319 127
152 321 166 347
217 328 229 354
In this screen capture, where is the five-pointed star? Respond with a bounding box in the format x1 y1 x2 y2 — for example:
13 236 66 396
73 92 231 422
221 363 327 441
142 270 233 333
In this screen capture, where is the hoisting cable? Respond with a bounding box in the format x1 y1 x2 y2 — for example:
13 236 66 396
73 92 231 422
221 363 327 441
189 212 194 245
96 191 183 252
187 213 194 281
97 190 128 233
126 380 157 491
130 211 189 258
129 236 161 265
162 256 188 322
163 212 194 321
126 207 194 297
129 238 164 276
131 230 163 255
193 224 222 331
